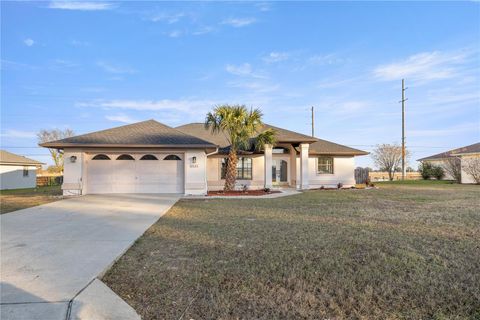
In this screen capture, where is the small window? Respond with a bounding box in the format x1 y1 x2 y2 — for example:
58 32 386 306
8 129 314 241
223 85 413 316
140 154 158 160
92 154 111 160
116 154 135 160
221 157 252 180
317 157 334 174
23 166 29 177
164 155 181 160
273 147 288 154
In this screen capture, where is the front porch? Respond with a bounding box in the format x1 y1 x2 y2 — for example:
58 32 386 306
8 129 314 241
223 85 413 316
206 143 311 191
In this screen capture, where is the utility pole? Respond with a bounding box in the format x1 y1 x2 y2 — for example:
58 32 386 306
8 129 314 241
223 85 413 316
401 79 408 180
311 106 315 137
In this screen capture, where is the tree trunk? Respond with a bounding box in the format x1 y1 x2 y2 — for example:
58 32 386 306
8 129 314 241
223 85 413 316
388 168 394 181
224 149 238 191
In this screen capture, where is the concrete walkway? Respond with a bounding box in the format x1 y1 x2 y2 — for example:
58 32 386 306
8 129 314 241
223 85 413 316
1 194 180 320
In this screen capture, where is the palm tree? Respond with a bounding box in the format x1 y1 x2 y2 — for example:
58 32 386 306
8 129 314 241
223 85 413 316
205 104 276 191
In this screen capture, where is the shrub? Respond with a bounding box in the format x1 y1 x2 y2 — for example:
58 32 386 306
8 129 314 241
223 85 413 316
432 166 445 180
263 187 270 193
337 182 343 189
419 162 434 180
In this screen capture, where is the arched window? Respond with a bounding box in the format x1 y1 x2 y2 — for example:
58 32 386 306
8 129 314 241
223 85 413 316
116 154 135 160
163 154 181 161
140 154 158 160
92 154 110 160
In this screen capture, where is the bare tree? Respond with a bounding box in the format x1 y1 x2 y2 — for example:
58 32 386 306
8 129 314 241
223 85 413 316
371 143 410 181
462 157 480 184
37 129 74 170
441 156 462 183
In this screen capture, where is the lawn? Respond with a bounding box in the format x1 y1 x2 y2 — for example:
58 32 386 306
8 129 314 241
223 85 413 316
0 185 63 214
103 182 480 320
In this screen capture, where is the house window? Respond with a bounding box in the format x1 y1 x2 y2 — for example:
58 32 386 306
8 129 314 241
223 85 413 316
23 166 29 177
317 157 334 174
92 154 111 160
116 154 135 160
221 157 252 180
140 154 158 160
164 155 181 160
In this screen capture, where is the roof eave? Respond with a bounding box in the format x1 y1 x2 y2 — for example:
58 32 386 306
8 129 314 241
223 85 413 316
40 142 218 149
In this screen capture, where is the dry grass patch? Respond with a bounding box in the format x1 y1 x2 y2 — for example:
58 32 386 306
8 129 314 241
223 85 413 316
0 186 63 214
104 182 480 319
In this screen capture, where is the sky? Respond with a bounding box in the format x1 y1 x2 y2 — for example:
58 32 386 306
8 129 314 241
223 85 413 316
1 1 479 168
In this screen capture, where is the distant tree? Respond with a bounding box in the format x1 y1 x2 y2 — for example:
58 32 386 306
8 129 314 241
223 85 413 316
371 143 410 181
37 129 74 171
406 166 416 172
462 157 480 184
442 157 462 183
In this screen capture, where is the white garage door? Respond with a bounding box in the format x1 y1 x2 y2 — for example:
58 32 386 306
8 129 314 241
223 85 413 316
86 153 184 194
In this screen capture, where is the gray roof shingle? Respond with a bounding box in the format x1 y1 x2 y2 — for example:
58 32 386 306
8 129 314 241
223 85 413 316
0 150 44 165
40 120 217 149
417 142 480 161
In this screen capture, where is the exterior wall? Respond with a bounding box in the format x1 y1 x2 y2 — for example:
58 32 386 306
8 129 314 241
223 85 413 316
296 156 356 188
0 164 37 190
63 151 84 195
184 151 208 195
207 155 265 191
460 154 479 184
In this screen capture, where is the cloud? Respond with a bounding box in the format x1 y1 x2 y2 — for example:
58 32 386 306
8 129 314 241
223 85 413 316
373 50 472 82
23 38 35 46
48 1 113 11
96 61 136 74
52 59 78 68
149 12 186 23
222 17 256 27
263 52 289 63
0 129 36 139
76 99 216 113
167 30 183 38
225 63 267 78
105 114 139 124
70 39 90 47
308 54 345 65
409 122 479 138
192 26 215 35
255 2 272 12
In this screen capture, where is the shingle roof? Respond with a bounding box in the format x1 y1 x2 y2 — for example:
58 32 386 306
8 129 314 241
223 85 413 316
417 142 480 161
40 120 217 149
176 123 368 156
0 150 44 165
308 139 369 156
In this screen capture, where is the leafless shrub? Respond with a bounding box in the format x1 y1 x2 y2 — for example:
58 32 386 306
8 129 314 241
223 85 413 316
442 157 462 183
462 157 480 184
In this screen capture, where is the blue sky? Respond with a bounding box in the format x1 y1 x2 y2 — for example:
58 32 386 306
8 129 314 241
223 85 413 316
1 1 479 167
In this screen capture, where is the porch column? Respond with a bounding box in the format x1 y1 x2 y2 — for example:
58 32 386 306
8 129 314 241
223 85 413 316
300 143 309 190
264 144 273 188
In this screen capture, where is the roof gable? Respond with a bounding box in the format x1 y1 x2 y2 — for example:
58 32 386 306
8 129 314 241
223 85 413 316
0 150 44 165
418 142 480 161
40 120 217 149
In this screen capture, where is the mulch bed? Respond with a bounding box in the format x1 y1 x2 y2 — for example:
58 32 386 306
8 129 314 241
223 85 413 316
207 190 281 196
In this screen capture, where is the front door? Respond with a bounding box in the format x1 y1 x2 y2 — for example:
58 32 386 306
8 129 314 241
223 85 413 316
272 159 288 185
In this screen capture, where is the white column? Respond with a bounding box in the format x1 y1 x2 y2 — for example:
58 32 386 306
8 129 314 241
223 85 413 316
264 144 273 188
300 143 309 190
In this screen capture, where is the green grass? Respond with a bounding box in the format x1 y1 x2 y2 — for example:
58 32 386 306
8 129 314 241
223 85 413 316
0 185 63 214
103 183 480 320
376 179 454 185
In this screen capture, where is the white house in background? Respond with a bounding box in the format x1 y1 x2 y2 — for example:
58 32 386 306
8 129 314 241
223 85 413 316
40 120 368 196
418 142 480 184
0 150 44 190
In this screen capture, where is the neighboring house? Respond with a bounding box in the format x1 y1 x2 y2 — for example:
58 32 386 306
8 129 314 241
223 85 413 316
417 142 480 184
40 120 368 196
0 150 44 190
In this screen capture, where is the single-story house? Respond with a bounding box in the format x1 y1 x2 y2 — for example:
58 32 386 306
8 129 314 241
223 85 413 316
417 142 480 184
40 120 368 195
0 150 44 190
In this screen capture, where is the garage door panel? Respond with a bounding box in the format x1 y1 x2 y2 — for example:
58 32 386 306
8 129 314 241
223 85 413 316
87 155 184 194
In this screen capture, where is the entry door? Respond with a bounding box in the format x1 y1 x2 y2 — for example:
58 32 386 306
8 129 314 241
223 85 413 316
272 159 288 184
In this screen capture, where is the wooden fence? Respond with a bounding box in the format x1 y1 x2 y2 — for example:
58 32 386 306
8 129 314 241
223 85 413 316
37 175 63 187
369 172 422 181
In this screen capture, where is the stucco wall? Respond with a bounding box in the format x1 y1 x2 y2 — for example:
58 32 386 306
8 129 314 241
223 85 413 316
423 159 454 180
62 151 84 195
296 156 356 188
0 164 37 190
207 155 264 191
184 151 208 195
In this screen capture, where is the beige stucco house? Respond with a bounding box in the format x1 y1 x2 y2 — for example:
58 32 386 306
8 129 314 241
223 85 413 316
40 120 368 195
418 142 480 184
0 150 43 190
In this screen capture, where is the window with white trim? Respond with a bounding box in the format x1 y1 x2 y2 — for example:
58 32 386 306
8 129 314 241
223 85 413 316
317 156 334 174
221 157 252 180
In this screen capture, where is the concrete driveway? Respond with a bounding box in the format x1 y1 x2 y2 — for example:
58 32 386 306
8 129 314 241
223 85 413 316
0 194 180 319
